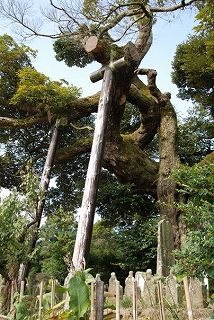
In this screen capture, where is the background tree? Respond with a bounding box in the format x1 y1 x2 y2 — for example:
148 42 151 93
0 167 42 312
171 2 214 274
171 163 214 279
172 0 214 117
37 208 77 284
177 105 214 165
89 217 158 286
194 0 214 66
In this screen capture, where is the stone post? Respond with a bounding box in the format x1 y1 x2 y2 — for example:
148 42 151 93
157 219 175 277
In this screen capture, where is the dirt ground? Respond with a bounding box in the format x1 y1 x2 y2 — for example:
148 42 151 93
120 307 213 319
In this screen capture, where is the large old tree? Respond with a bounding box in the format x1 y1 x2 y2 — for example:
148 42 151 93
0 0 204 279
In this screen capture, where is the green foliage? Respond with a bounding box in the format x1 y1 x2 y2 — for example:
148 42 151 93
89 221 122 283
10 67 82 114
97 180 157 227
0 166 41 277
171 34 214 115
115 217 158 275
92 179 158 283
178 105 214 165
0 34 36 102
194 0 214 75
53 36 94 68
9 270 95 319
37 208 77 284
89 217 158 285
120 103 141 134
171 163 214 278
7 292 32 320
68 272 90 319
171 1 214 117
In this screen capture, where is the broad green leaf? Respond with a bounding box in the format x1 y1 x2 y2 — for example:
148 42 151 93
55 284 69 294
68 274 90 319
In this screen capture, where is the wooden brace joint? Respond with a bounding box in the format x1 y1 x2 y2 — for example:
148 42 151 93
88 39 140 83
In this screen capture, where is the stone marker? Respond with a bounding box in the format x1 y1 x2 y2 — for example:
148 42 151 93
135 271 146 298
189 277 204 308
157 219 175 277
165 269 182 305
124 271 134 298
108 272 117 305
96 274 101 281
141 269 156 307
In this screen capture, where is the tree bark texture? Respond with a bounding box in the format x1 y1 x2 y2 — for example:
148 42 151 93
72 67 114 271
136 68 182 249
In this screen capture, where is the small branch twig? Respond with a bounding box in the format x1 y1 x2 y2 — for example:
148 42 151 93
70 122 93 131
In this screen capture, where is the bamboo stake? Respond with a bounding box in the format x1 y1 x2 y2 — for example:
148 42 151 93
50 279 56 317
91 282 95 320
116 280 120 320
157 280 165 320
96 281 104 320
19 281 25 302
183 277 194 320
38 281 43 320
132 279 137 320
10 281 14 312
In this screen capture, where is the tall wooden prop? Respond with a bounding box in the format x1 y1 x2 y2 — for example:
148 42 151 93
18 119 67 286
96 281 104 320
183 277 194 320
72 66 113 271
72 38 140 271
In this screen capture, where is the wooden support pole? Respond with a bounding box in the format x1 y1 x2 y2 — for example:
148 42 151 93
71 39 139 273
90 58 128 83
116 280 120 320
18 124 62 286
19 281 25 302
38 126 60 199
38 281 43 320
96 281 104 320
72 67 114 271
91 282 95 320
50 279 56 317
10 281 14 312
89 41 140 83
183 277 194 320
157 280 165 320
133 279 138 320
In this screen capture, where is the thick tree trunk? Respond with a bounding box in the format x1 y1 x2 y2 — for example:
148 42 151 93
136 68 182 249
1 259 19 314
157 98 181 249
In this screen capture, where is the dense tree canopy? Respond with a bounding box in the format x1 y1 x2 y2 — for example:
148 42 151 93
177 105 214 165
172 0 214 117
172 163 214 279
